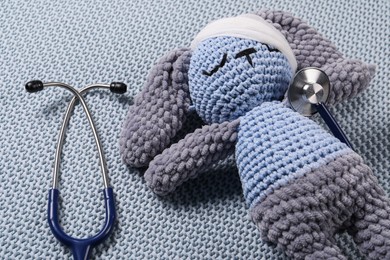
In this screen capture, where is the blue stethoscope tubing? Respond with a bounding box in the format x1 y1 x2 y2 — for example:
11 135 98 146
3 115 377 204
48 188 115 260
26 81 126 260
315 103 354 149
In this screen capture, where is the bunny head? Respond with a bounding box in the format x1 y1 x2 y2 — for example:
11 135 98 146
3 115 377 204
188 14 297 124
189 37 293 124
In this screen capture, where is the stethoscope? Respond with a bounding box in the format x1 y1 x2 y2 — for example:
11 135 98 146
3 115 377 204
25 80 127 260
287 67 353 149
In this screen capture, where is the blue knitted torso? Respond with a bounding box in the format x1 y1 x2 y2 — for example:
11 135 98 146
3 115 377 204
236 101 353 208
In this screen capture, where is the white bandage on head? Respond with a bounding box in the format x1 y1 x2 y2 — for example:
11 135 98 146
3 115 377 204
190 14 297 73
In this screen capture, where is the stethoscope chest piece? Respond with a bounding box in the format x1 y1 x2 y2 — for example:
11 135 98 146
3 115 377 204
287 67 330 117
287 67 353 149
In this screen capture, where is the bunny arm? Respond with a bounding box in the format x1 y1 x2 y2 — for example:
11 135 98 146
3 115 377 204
256 9 375 105
144 119 240 195
120 48 192 167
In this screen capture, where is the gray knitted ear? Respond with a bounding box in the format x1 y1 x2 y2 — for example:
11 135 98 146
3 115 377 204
321 59 375 105
120 48 192 167
255 9 375 105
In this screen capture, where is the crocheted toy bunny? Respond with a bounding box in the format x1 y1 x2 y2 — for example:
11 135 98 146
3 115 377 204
120 10 390 259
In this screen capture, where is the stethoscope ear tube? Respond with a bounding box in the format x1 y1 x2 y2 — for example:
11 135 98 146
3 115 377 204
287 68 353 150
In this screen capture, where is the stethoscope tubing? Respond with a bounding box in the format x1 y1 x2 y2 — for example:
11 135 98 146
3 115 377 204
46 82 111 189
315 103 354 150
48 187 115 260
26 80 125 260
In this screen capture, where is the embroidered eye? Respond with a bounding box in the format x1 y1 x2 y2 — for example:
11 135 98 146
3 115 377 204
234 48 257 67
264 44 280 53
202 53 228 76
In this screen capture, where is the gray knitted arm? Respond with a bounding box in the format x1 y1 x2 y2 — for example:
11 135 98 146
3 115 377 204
120 48 192 167
144 119 239 195
256 9 375 105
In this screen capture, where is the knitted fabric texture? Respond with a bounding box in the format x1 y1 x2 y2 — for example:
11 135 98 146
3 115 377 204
251 153 390 259
236 101 352 208
188 37 293 124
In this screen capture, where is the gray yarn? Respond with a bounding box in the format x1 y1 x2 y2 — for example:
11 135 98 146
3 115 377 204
251 153 390 259
120 48 192 167
145 119 240 195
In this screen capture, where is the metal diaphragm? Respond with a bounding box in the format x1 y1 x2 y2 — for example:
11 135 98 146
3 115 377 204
287 67 331 116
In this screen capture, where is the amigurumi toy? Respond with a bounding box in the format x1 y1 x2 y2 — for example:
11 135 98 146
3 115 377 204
120 10 390 259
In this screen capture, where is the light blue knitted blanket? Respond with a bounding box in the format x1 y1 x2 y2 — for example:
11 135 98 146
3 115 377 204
0 0 389 259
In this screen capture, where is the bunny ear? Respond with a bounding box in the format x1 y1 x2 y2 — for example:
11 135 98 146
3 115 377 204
256 9 375 104
120 48 192 167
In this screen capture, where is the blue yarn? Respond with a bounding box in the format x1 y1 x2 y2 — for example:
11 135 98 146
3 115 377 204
236 101 353 208
188 36 293 124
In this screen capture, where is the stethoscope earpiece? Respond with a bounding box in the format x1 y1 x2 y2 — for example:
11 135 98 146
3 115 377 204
25 80 44 93
110 82 127 94
287 67 353 149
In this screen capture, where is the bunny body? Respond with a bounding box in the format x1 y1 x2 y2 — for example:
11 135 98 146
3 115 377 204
236 101 351 209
